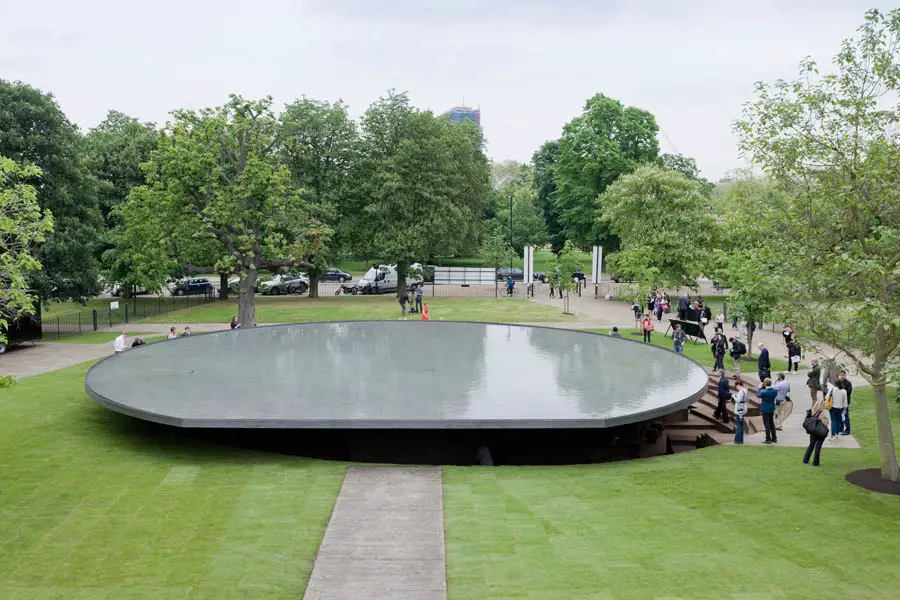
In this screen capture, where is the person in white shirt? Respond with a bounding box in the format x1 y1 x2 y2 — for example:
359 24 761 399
828 380 848 441
773 373 791 430
167 327 177 340
733 380 748 445
113 331 127 353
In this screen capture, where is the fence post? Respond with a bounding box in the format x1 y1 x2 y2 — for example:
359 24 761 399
77 312 81 334
125 304 129 324
92 309 98 331
56 317 60 339
109 310 112 328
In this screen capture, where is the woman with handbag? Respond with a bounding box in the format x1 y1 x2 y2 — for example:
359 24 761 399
802 395 830 466
827 379 848 441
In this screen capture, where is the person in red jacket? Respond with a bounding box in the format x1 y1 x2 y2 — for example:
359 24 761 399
421 303 430 321
641 315 654 343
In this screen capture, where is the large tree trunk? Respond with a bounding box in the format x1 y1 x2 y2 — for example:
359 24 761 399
396 260 408 299
309 272 319 298
874 383 900 481
219 273 229 300
238 266 257 328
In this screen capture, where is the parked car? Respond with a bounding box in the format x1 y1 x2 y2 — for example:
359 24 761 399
532 270 585 283
355 264 424 295
572 270 586 282
496 268 525 281
321 268 353 283
260 274 309 295
611 274 633 283
112 284 152 297
171 277 214 296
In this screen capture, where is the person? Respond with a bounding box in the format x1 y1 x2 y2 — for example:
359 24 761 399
672 323 686 353
773 373 791 430
167 326 177 340
839 371 853 435
654 296 664 322
415 284 424 313
701 305 712 329
731 311 739 330
113 331 127 353
663 292 671 314
711 332 727 371
733 379 748 444
828 379 848 441
677 294 689 321
787 339 801 372
506 276 515 297
729 337 746 377
647 291 655 314
641 315 654 343
421 302 430 321
806 359 821 406
714 370 731 423
131 336 145 348
715 310 725 330
757 378 778 443
757 343 771 381
697 296 704 311
611 326 622 339
802 394 829 466
398 291 409 319
782 324 794 346
181 326 191 337
230 316 240 329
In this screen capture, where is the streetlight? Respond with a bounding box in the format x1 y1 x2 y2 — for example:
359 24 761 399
508 192 513 268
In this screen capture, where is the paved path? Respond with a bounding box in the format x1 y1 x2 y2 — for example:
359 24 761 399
303 466 446 600
0 343 112 378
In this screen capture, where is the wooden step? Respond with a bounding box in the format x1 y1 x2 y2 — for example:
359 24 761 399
667 415 721 431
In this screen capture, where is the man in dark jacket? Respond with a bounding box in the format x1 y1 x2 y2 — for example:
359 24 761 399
711 333 727 371
728 337 746 377
757 343 771 381
677 294 690 321
806 359 821 406
714 370 731 423
839 370 853 435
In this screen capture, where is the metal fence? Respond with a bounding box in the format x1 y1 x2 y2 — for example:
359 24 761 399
42 292 215 339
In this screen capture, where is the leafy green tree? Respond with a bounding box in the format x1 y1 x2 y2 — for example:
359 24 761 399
127 95 316 327
658 153 714 195
352 92 491 294
0 80 102 300
555 94 659 249
279 98 356 297
0 156 54 345
479 229 514 270
600 166 715 288
532 141 566 252
735 8 900 481
489 161 547 254
547 241 581 314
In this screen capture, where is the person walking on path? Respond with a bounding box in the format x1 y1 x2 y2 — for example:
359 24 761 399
398 292 409 319
672 324 686 354
773 373 791 431
711 332 727 371
787 339 801 372
733 380 748 444
654 296 664 322
827 379 848 441
839 371 853 435
729 337 746 377
757 343 771 381
807 359 822 406
715 310 725 330
415 285 424 313
802 395 829 467
714 370 731 423
677 294 689 321
757 378 778 444
641 315 654 343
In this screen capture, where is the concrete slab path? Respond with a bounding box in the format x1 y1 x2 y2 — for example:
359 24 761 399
303 466 446 600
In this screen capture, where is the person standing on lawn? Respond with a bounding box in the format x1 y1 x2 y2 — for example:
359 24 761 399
757 343 771 381
802 394 829 467
839 370 853 435
729 337 746 377
415 284 424 313
773 372 791 431
714 370 731 423
733 379 748 444
757 378 779 444
641 314 654 343
421 303 430 321
398 292 409 319
806 359 821 406
672 324 686 354
827 379 848 441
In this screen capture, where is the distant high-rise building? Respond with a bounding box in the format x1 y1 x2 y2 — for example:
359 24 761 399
443 105 481 128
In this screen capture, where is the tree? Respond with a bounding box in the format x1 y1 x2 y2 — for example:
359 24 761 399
279 98 356 297
532 141 566 253
600 165 716 288
489 161 547 254
735 8 900 481
548 241 581 314
554 94 659 249
354 92 491 294
0 80 102 300
479 229 514 270
0 156 54 344
658 153 714 195
127 95 316 327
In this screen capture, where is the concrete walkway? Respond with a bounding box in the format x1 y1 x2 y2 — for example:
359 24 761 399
303 467 446 600
0 342 112 378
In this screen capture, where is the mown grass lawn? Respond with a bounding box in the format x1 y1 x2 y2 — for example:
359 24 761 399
586 326 793 372
44 331 155 344
443 385 900 599
144 296 576 325
0 363 347 599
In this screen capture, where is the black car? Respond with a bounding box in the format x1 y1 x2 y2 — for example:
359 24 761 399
171 277 214 296
321 268 353 283
532 271 585 283
611 274 633 283
496 267 524 281
572 270 586 282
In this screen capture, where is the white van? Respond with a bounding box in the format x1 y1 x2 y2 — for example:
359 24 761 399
357 264 424 295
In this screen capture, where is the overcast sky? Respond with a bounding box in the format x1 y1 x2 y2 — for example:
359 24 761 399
0 1 890 180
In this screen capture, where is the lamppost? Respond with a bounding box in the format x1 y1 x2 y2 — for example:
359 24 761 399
508 192 513 268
